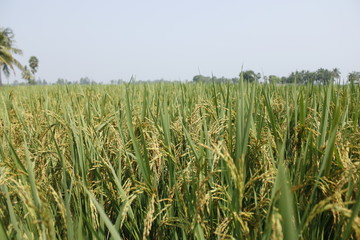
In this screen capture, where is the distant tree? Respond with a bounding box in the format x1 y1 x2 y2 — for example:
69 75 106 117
231 77 239 83
192 75 200 82
268 75 281 84
297 70 316 84
263 76 268 83
283 72 296 84
331 68 341 82
256 72 261 81
80 77 90 84
282 68 336 85
348 71 360 84
192 75 211 82
80 77 96 85
0 27 23 86
110 79 124 84
56 78 67 85
242 70 260 83
22 66 35 84
213 76 228 83
315 68 333 84
192 74 238 83
29 56 39 78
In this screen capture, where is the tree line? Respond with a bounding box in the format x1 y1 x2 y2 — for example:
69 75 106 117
266 68 343 84
193 69 360 84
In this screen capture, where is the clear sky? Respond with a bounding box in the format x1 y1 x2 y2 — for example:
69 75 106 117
1 0 359 83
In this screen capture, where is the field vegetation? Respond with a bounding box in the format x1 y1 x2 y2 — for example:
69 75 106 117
0 80 359 239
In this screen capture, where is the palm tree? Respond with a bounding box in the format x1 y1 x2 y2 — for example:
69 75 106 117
348 71 360 84
0 27 23 86
331 68 341 82
22 65 34 84
29 56 39 77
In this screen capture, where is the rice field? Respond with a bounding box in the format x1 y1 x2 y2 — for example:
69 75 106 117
0 81 359 239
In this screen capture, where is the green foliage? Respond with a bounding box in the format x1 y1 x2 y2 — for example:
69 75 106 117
348 71 360 84
79 76 97 85
193 74 211 82
192 74 239 83
28 56 39 76
56 78 68 85
0 83 359 239
268 75 282 84
21 65 34 84
0 27 23 85
242 70 261 82
278 68 341 84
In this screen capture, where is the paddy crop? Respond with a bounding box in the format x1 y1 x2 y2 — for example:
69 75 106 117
0 81 359 239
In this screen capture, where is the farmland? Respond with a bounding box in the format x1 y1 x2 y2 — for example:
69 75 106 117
0 81 359 239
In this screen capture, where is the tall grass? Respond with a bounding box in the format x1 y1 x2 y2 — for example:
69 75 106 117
0 82 359 239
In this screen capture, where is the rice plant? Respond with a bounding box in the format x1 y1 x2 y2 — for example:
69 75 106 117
0 81 359 239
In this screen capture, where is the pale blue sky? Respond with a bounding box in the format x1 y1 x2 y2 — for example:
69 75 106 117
1 0 359 83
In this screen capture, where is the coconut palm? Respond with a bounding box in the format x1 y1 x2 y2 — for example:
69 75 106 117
348 71 360 84
29 56 39 77
0 27 23 86
22 65 34 84
331 68 341 82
